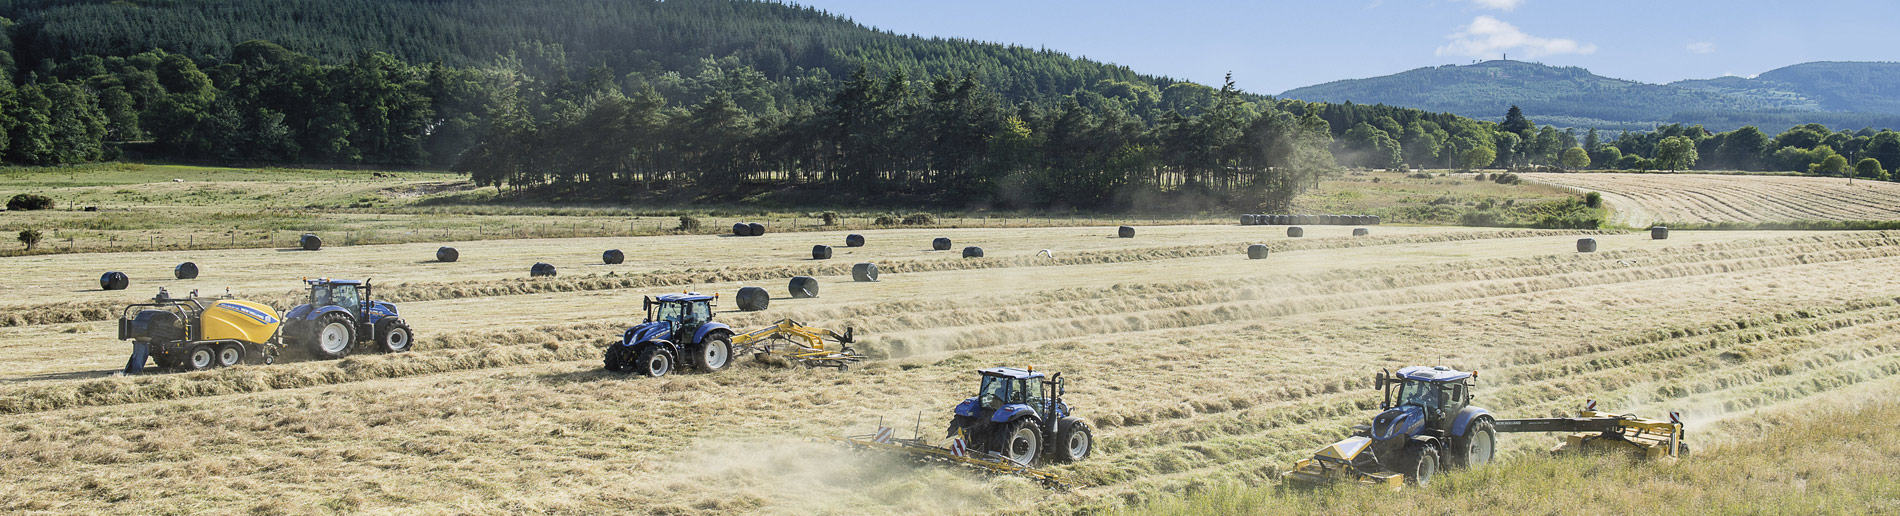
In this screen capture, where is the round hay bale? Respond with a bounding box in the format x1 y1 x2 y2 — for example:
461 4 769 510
1577 238 1598 253
845 234 866 247
100 271 129 290
732 223 749 236
962 246 985 258
1118 226 1135 238
602 249 624 265
852 262 880 282
530 262 557 277
1247 244 1270 260
747 222 766 236
1369 215 1382 225
299 233 322 251
1353 227 1370 237
932 237 952 251
788 276 819 298
1287 227 1304 238
1651 226 1670 240
1268 214 1285 225
173 262 199 280
736 286 770 311
436 247 460 263
812 245 833 260
1239 214 1253 226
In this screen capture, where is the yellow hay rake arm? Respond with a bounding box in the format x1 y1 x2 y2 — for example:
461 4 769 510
829 427 1080 489
731 319 866 369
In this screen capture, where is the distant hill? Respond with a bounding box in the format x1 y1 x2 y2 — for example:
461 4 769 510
1280 60 1900 132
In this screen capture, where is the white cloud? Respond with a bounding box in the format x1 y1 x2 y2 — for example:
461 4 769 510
1687 42 1717 54
1434 16 1598 59
1467 0 1525 11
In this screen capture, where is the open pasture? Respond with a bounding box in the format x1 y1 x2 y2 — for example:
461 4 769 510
3 220 1900 514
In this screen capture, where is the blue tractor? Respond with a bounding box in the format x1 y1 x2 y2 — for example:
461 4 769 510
603 293 734 377
945 367 1093 466
282 278 414 359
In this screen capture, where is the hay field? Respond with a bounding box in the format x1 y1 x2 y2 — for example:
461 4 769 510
1522 172 1900 226
4 221 1900 514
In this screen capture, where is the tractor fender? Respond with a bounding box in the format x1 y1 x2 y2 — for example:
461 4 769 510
954 397 980 417
620 339 680 358
992 403 1038 423
1449 407 1493 437
1409 434 1441 450
692 322 732 343
298 305 354 322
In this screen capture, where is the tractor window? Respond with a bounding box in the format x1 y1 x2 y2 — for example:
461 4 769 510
978 375 1010 408
1397 380 1441 409
686 301 710 324
655 302 684 323
1020 379 1044 404
333 285 360 309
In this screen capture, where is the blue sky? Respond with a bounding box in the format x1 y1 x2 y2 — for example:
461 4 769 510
788 0 1900 94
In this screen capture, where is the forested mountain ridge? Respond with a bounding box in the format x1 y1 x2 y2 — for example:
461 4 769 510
1281 60 1900 132
0 0 1181 103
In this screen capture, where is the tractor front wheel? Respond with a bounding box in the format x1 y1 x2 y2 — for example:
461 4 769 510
1409 446 1441 486
689 334 733 373
634 346 674 378
306 312 357 359
376 318 414 353
997 418 1042 466
1054 417 1093 462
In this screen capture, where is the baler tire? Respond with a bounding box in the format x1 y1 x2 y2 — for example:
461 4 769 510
634 346 673 378
690 334 734 373
215 342 244 368
376 318 414 353
306 312 356 359
184 344 215 371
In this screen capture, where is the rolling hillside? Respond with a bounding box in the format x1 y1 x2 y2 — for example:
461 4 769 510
1281 60 1900 131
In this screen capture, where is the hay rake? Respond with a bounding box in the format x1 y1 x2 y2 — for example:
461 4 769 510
830 415 1081 489
731 318 866 369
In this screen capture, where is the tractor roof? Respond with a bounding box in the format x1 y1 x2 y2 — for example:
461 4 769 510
979 367 1045 380
1396 365 1473 382
654 293 715 302
307 279 362 286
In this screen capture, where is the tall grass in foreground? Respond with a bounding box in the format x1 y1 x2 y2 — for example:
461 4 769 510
1120 398 1900 516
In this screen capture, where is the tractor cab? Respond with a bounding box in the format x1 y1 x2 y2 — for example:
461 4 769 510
641 293 716 341
1365 366 1481 444
306 279 367 319
968 368 1057 416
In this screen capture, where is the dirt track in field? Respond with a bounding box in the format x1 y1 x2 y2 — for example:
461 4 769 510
1522 172 1900 226
5 224 1900 514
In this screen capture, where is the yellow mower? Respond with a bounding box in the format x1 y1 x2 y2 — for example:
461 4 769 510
1284 366 1686 488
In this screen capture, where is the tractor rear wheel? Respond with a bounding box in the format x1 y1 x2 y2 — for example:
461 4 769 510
1408 446 1441 486
184 344 215 371
215 343 244 368
997 418 1042 466
689 335 733 372
634 346 674 377
1453 419 1497 468
376 318 414 353
1054 417 1093 462
306 312 356 359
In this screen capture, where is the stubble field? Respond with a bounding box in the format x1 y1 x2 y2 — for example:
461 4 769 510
5 214 1900 514
1522 172 1900 226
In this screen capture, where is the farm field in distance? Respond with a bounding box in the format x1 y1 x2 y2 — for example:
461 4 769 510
1522 172 1900 227
5 166 1900 514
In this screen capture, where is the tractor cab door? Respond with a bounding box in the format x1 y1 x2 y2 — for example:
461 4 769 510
679 300 711 339
330 284 364 320
976 375 1012 413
